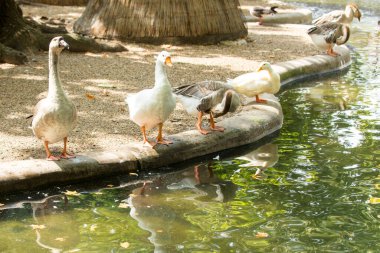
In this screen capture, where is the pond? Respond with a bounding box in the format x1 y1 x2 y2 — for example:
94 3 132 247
1 2 379 252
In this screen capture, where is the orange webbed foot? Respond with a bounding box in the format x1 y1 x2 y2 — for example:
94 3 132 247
210 125 225 132
47 155 60 161
198 128 210 135
60 153 76 159
155 138 173 146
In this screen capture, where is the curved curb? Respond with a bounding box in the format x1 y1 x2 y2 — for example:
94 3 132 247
275 45 352 88
0 46 351 194
242 8 312 24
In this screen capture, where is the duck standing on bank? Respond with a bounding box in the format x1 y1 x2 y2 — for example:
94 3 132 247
31 37 77 161
307 22 350 57
227 62 281 103
249 6 278 25
174 80 240 135
313 3 361 25
126 51 176 147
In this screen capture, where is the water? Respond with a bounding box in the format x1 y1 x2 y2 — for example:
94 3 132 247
1 2 380 252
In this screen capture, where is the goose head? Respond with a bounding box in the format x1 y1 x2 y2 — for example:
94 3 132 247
256 62 272 72
156 51 173 67
49 36 69 53
348 3 361 21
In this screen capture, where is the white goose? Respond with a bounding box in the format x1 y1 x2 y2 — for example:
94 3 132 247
126 51 176 147
174 80 240 135
313 3 361 26
307 22 350 57
227 62 281 103
32 36 77 161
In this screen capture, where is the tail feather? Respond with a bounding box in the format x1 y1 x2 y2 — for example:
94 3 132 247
270 6 278 13
307 26 318 34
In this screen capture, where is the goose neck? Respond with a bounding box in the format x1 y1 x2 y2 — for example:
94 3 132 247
345 6 354 21
154 61 168 86
48 49 65 99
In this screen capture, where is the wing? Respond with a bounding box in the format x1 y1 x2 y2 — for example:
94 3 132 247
321 22 340 43
252 7 264 17
173 80 229 99
174 80 231 113
313 10 344 25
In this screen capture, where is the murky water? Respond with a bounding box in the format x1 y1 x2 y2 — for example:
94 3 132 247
1 2 379 252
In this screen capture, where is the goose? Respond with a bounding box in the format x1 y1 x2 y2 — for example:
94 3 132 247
313 3 361 26
125 51 176 147
174 80 240 135
227 62 281 103
307 22 350 57
32 36 77 161
249 6 278 25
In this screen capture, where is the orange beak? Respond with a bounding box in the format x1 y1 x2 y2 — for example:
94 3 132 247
165 56 173 67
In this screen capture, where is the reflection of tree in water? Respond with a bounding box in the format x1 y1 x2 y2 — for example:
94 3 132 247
127 163 238 252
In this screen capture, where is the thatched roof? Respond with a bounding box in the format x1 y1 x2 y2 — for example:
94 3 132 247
20 0 88 6
74 0 247 44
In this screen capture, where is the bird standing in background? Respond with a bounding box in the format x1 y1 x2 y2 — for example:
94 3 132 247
313 3 361 25
307 22 350 57
250 6 278 25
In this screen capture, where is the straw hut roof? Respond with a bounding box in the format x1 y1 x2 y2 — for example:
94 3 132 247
25 0 88 5
74 0 247 44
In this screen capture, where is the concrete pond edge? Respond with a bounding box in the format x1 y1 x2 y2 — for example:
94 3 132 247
0 45 352 194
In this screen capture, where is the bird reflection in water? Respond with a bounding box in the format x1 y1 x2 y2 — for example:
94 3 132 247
1 194 72 253
126 162 238 252
237 143 279 179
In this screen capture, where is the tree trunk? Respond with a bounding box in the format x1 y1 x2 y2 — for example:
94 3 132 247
74 0 247 44
0 0 126 65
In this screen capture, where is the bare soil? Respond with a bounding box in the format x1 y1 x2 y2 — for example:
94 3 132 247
0 3 317 161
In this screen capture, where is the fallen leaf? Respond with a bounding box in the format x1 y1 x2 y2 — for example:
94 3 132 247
31 224 46 230
97 84 115 88
129 172 138 176
64 190 80 196
101 89 110 96
94 192 103 195
86 93 95 100
369 197 380 204
156 229 163 233
118 203 130 209
55 237 65 242
107 184 114 188
255 232 269 238
90 224 97 231
120 241 130 249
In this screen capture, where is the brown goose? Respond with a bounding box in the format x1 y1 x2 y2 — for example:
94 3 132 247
174 80 240 135
32 36 77 160
307 22 350 57
249 6 278 25
313 3 361 25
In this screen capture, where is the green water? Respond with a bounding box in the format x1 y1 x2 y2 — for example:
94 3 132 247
1 2 380 253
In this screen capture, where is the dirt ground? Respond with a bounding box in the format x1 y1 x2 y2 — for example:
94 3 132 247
0 3 317 162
